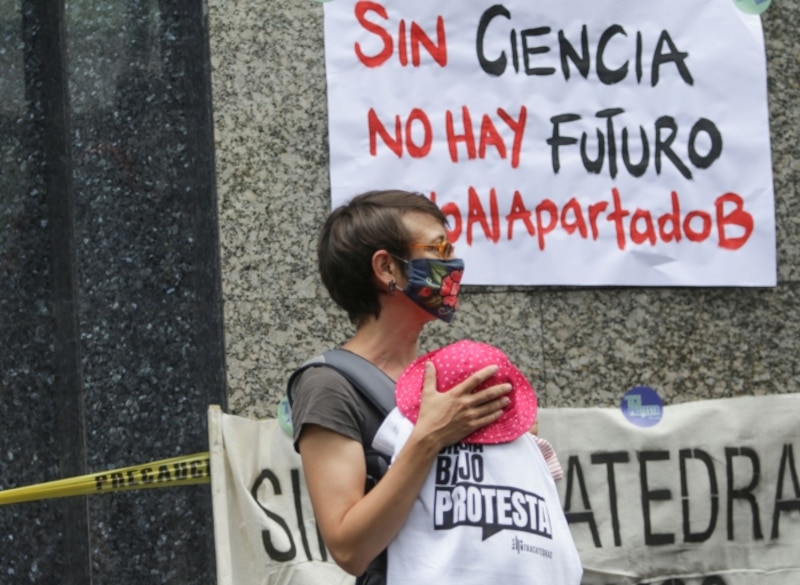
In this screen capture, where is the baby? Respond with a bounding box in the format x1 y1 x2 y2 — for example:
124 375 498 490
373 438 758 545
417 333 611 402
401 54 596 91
372 340 582 585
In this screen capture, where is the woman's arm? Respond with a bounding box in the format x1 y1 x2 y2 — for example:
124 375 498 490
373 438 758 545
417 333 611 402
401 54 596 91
298 362 511 575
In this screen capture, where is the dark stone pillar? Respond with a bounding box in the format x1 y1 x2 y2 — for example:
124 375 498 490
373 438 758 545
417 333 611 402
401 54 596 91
0 1 226 582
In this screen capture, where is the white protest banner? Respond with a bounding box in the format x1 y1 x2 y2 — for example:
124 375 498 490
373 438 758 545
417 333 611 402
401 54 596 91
323 0 776 286
538 394 800 585
208 406 352 585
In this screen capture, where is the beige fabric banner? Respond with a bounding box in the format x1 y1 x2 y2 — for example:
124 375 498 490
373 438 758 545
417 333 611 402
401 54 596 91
209 394 800 585
208 406 352 585
538 394 800 585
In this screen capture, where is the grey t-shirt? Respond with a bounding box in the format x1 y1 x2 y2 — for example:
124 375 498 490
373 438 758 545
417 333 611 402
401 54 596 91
291 365 386 454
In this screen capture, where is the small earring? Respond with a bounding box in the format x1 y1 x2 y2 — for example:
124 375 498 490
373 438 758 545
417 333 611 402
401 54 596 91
388 279 397 293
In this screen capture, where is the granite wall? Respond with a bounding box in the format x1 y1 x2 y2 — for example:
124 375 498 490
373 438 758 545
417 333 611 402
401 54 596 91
210 1 799 421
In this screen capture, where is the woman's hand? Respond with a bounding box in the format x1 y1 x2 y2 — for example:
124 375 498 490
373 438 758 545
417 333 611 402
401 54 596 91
411 361 512 449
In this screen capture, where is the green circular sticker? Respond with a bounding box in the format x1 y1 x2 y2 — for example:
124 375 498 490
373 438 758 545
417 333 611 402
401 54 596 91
734 0 772 15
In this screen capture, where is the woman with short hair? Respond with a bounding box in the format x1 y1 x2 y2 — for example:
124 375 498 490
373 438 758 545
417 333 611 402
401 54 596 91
291 190 512 584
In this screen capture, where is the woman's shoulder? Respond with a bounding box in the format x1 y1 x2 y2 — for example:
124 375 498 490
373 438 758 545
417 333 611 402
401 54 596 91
294 364 357 398
291 364 366 447
292 364 370 423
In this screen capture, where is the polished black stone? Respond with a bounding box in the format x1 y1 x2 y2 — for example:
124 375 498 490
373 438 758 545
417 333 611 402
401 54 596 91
0 2 226 583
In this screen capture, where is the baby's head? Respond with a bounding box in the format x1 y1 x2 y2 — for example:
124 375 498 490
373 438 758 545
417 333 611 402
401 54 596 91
396 340 537 444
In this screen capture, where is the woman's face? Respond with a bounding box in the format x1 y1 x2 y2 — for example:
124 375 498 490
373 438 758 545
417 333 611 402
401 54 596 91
393 211 464 323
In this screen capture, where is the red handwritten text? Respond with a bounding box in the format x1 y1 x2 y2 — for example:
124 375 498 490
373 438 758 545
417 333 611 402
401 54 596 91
433 187 754 251
355 1 447 68
368 105 526 168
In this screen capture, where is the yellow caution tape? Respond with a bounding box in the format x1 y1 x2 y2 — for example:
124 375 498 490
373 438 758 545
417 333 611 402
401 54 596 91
0 452 211 506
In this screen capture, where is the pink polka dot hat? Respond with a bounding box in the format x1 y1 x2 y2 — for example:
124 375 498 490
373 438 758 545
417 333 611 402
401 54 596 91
395 340 537 444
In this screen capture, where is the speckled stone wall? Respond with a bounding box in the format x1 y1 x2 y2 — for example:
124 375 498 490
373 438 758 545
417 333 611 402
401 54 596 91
209 1 799 421
1 1 225 583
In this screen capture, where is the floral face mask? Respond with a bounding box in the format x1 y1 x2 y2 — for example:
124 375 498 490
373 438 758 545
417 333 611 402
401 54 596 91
401 258 465 323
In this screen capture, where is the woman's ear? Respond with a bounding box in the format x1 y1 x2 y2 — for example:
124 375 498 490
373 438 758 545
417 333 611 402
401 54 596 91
371 249 396 291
